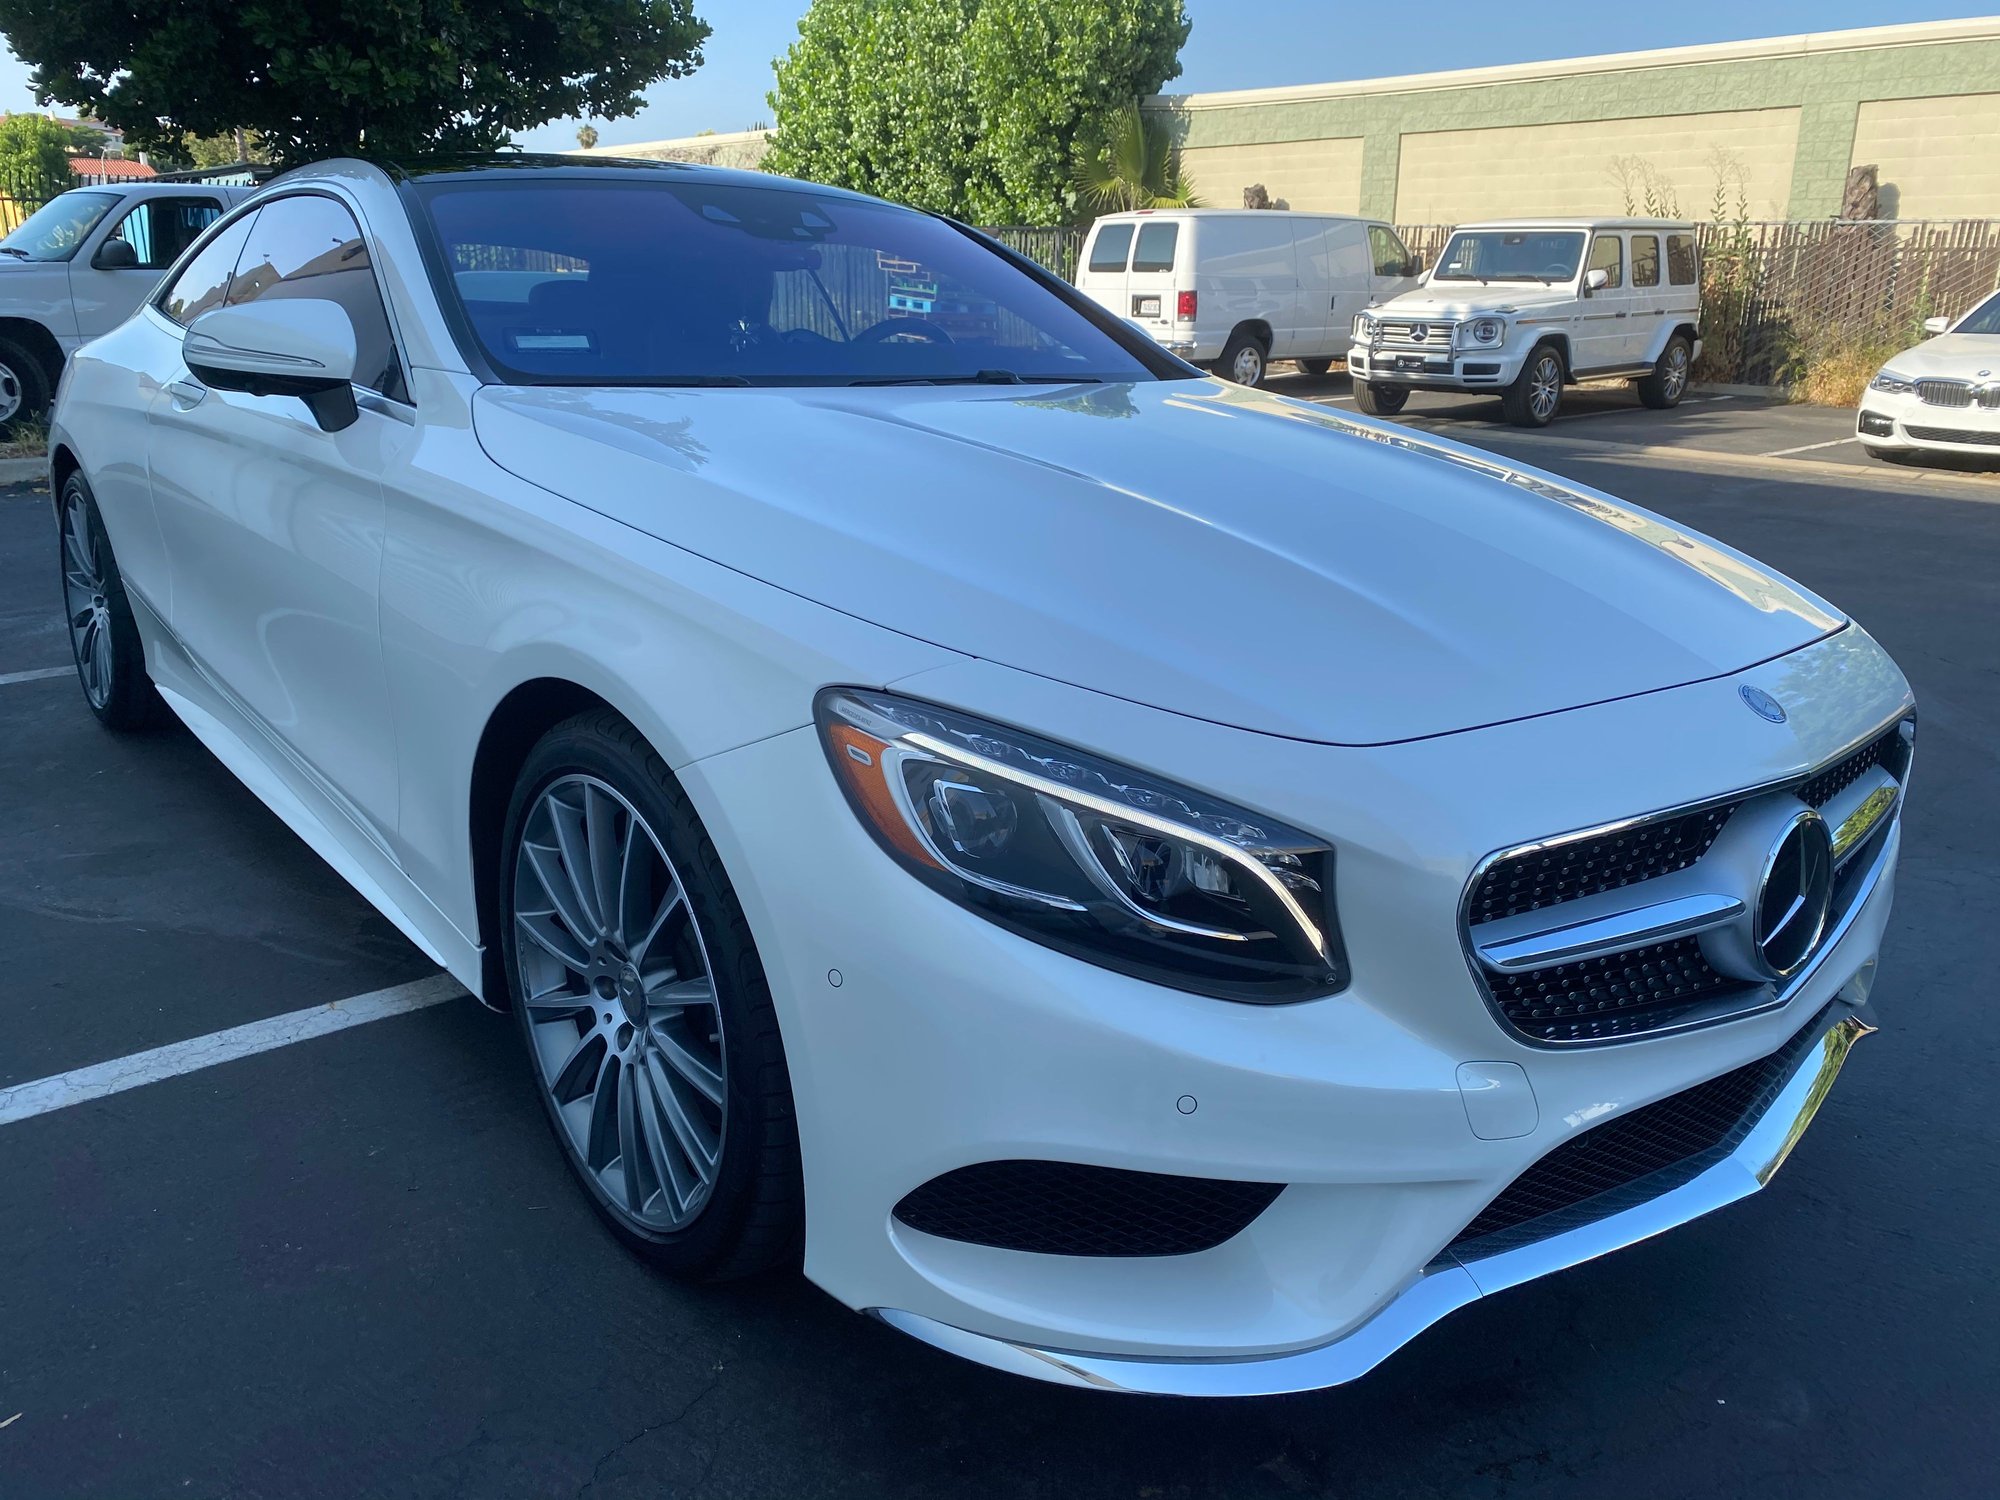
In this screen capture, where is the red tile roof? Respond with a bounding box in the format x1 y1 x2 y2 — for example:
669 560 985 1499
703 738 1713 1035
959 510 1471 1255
71 156 156 180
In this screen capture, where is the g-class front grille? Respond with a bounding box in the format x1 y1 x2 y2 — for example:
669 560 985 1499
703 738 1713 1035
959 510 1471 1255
1463 715 1912 1045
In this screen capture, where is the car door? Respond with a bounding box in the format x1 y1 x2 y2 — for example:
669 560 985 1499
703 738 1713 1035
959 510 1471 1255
70 193 226 340
145 191 413 839
1628 231 1667 358
1575 232 1635 373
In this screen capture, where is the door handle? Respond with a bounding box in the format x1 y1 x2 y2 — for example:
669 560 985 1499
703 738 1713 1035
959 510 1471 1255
167 378 206 408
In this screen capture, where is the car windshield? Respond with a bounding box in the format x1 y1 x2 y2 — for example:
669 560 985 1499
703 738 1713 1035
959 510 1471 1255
414 176 1170 387
1955 291 2000 335
0 190 120 262
1433 230 1586 284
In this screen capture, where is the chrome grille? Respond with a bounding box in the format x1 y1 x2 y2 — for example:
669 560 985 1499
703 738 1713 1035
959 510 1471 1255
1915 379 1973 407
1463 716 1913 1045
1370 319 1456 351
1980 386 2000 411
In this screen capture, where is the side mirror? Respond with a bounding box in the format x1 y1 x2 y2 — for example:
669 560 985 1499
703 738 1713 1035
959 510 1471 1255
1405 255 1422 278
1584 267 1610 295
1922 315 1951 336
93 237 140 270
184 299 360 432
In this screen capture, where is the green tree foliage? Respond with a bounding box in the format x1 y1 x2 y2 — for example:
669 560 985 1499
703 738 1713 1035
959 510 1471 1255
0 0 712 165
766 0 1188 224
1071 103 1195 213
0 114 78 199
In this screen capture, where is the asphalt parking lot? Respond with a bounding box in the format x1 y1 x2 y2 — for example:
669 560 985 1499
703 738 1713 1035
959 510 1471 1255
3 411 1997 1498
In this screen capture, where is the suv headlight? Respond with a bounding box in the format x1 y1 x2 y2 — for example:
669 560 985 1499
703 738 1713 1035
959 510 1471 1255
1869 370 1914 394
816 689 1348 1002
1456 317 1505 348
1352 313 1376 341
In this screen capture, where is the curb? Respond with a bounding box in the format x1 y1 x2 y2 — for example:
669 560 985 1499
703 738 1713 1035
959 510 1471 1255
0 456 47 486
1690 381 1785 399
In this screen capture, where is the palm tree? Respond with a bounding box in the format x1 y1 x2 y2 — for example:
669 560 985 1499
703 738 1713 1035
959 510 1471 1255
575 124 599 151
1072 103 1197 214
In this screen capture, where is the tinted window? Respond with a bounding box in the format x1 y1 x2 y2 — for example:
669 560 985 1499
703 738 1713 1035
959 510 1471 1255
1087 223 1134 273
417 179 1165 386
0 190 118 261
1666 233 1698 286
106 197 223 271
158 213 254 326
1434 230 1584 282
1631 234 1660 288
1367 224 1412 278
229 195 406 401
1131 222 1178 273
1956 291 2000 335
1587 234 1623 289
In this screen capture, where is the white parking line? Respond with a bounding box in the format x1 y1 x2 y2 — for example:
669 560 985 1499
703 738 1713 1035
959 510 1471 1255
0 974 467 1127
0 665 70 688
1762 436 1861 457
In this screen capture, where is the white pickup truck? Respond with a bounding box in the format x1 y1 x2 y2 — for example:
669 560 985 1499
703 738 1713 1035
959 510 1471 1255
0 180 256 433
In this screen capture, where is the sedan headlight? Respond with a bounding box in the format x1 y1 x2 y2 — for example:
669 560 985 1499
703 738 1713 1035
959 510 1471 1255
816 689 1348 1002
1869 370 1915 393
1456 317 1505 348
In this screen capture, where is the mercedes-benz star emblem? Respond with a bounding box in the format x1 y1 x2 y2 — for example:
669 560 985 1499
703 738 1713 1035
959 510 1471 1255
1739 685 1786 723
1410 323 1429 343
1753 809 1833 978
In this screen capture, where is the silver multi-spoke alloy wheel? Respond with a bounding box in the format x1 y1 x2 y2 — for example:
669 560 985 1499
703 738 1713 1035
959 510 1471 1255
1663 342 1689 401
62 490 115 710
1230 343 1264 385
513 773 727 1233
0 361 22 427
1528 351 1563 422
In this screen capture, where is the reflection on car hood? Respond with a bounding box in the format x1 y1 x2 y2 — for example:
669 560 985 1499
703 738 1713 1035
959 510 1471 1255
1881 333 2000 379
472 378 1842 745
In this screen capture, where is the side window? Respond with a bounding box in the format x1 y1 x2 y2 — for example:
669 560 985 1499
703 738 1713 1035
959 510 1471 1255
1666 233 1698 286
107 197 224 272
1086 223 1134 273
1631 234 1660 288
158 213 255 326
228 194 408 402
1131 222 1178 274
1368 224 1413 278
1586 234 1623 290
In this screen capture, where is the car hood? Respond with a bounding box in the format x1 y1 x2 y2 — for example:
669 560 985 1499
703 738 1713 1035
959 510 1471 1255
1882 334 2000 378
471 378 1841 745
1371 284 1577 318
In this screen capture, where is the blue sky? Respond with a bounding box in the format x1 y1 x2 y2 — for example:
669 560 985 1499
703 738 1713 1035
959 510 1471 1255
0 2 1989 154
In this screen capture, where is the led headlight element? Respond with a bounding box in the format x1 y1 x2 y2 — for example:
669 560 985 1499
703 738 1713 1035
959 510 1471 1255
816 689 1348 1002
1869 370 1914 393
1456 318 1504 348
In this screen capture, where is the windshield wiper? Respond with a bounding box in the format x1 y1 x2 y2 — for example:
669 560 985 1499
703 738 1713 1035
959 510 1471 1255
0 247 31 259
845 370 1104 387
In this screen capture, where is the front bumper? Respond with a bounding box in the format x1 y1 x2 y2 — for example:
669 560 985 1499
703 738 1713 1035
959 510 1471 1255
682 628 1909 1392
1857 391 2000 452
1349 341 1523 390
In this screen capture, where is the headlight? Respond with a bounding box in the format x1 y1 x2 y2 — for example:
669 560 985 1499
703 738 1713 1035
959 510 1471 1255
1869 370 1914 393
816 689 1348 1002
1352 314 1376 341
1456 317 1504 348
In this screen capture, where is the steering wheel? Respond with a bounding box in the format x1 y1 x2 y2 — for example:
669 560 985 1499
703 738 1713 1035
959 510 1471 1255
852 316 953 345
1543 262 1575 279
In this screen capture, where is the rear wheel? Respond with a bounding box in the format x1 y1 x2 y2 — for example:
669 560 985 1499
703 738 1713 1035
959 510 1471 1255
1296 357 1334 377
1636 335 1692 409
0 336 52 438
58 473 168 732
1502 345 1565 427
1353 381 1409 416
501 710 802 1280
1219 329 1268 387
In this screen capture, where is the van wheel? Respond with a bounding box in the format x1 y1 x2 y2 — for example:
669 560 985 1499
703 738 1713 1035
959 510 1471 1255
1502 345 1565 427
1636 335 1692 409
1296 358 1334 377
1353 381 1409 416
1220 330 1268 387
0 336 53 438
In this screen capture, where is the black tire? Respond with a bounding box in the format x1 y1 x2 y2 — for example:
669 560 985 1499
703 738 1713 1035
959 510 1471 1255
1636 334 1692 410
57 472 169 732
500 709 802 1280
1296 357 1334 377
1501 344 1565 427
0 336 53 438
1352 381 1409 416
1218 328 1268 387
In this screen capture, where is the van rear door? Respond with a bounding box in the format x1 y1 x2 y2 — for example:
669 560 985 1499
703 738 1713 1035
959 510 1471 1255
1075 219 1136 323
1122 218 1182 341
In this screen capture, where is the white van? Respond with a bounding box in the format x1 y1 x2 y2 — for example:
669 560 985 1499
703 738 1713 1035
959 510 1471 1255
1074 210 1420 386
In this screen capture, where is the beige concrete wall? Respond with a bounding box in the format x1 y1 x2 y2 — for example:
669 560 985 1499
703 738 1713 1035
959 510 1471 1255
1179 137 1365 213
1394 108 1802 223
1851 93 2000 221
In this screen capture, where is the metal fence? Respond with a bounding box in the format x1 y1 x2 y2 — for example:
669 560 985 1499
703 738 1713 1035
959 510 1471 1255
0 161 273 233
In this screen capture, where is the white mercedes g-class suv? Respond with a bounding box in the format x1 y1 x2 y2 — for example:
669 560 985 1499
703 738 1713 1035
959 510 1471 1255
1348 218 1702 427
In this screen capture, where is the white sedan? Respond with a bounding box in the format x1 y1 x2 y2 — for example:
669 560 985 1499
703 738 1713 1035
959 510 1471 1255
1858 288 2000 460
49 157 1913 1395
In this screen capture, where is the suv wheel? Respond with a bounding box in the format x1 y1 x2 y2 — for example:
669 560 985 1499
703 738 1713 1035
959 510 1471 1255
1219 330 1268 387
0 336 53 438
1636 335 1692 409
1502 345 1564 427
59 473 169 731
1296 358 1334 377
1353 381 1409 416
500 710 803 1280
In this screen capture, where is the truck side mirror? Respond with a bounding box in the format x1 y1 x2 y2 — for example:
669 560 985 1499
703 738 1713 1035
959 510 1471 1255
93 237 140 271
1583 267 1610 295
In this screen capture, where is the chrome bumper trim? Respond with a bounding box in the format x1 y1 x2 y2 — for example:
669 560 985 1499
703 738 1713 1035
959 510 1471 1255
870 1001 1874 1396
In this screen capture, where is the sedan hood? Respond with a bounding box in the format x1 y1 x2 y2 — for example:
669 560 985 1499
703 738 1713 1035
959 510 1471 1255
472 379 1841 745
1882 333 2000 378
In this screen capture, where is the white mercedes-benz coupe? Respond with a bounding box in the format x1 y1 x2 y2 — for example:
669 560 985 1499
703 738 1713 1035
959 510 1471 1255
1857 287 2000 462
49 157 1913 1395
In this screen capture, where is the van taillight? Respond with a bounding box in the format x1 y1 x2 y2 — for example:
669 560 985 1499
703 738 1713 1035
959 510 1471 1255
1176 290 1197 321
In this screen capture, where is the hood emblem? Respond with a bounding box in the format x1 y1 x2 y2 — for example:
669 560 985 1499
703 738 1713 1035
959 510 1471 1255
1979 369 1992 378
1739 685 1786 723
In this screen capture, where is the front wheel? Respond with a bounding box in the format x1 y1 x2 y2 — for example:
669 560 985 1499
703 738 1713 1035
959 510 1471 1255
1501 345 1565 427
501 710 802 1280
1353 381 1409 416
0 336 52 438
1636 335 1692 409
1219 329 1268 387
